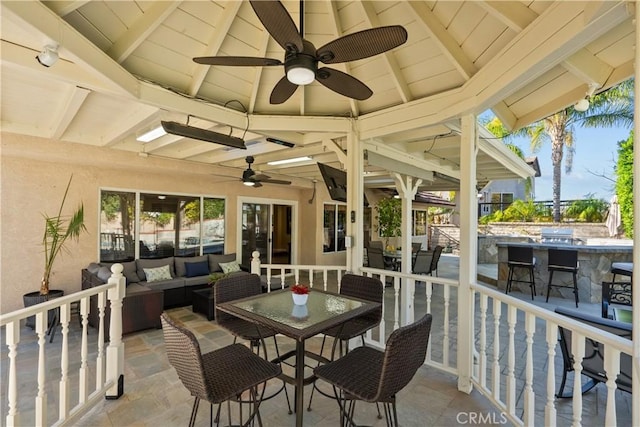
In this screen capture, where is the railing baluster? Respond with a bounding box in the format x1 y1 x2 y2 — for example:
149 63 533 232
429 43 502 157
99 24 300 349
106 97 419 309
443 285 450 369
59 302 71 421
425 279 432 362
492 298 501 403
523 312 535 425
35 311 47 425
571 332 586 426
79 297 89 403
545 321 558 427
96 292 106 389
5 321 20 426
479 293 488 388
604 346 621 427
393 276 400 330
506 305 517 416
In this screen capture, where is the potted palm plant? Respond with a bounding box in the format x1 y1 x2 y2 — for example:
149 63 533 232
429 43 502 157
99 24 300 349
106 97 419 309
24 175 86 326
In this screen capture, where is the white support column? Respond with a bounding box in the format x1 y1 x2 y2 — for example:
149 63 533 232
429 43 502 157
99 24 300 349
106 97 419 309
632 7 639 427
457 114 477 393
346 126 364 273
105 264 125 399
394 174 421 325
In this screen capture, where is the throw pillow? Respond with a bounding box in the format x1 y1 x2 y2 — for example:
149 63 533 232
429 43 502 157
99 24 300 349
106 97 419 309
219 260 241 274
144 265 172 282
185 260 209 277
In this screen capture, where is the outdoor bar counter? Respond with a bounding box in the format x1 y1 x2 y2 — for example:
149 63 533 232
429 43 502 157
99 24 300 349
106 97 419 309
496 242 632 303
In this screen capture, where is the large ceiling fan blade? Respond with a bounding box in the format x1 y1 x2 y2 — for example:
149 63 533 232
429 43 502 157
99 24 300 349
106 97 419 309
316 67 373 100
270 76 298 104
253 173 271 181
264 179 291 185
193 56 282 66
316 25 408 64
250 0 303 53
253 181 263 188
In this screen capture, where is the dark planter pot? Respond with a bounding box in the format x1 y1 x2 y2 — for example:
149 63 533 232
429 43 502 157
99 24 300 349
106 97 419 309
23 289 64 329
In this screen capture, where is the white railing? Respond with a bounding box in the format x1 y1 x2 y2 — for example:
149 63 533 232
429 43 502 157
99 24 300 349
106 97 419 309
359 267 460 375
470 283 633 427
0 265 126 427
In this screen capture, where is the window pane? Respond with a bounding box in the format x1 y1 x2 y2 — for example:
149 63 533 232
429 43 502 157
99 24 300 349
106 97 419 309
140 193 199 258
100 190 136 262
323 204 336 252
414 210 427 236
203 198 225 254
337 205 347 251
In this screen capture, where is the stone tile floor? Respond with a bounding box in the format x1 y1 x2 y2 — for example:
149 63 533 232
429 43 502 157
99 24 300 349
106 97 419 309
1 254 633 426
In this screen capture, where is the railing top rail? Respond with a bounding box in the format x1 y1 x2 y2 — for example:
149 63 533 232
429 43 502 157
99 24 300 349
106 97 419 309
0 282 116 326
471 282 633 354
260 264 347 271
359 266 459 287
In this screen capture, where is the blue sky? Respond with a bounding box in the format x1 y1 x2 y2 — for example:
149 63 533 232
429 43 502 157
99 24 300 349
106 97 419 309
508 125 631 201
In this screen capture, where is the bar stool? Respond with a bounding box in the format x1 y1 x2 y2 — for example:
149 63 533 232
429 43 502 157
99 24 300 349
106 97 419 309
545 248 579 307
506 246 536 300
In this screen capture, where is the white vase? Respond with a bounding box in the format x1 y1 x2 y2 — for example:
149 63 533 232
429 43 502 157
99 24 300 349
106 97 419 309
292 293 308 305
291 304 308 319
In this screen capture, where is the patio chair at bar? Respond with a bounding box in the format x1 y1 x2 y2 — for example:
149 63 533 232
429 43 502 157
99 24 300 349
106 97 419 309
307 274 384 411
314 313 433 427
160 313 281 427
214 274 292 412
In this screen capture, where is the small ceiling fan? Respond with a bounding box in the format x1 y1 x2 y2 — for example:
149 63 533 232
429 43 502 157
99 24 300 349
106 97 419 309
242 156 291 187
193 0 408 104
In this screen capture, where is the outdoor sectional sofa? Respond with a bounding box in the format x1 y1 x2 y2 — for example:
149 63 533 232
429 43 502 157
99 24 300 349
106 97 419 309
81 253 247 339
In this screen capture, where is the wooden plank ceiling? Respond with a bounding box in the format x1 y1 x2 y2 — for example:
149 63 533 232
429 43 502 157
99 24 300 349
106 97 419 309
1 1 634 191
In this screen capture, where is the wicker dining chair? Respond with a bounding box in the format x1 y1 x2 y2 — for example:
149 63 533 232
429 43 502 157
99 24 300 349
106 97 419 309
314 313 433 427
307 274 384 410
214 274 292 412
160 313 281 427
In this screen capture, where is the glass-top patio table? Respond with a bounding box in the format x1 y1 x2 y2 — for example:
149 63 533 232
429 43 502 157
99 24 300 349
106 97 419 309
217 288 381 427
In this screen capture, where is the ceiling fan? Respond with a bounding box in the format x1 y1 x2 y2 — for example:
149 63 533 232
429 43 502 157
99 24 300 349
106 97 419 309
242 156 291 187
193 0 408 104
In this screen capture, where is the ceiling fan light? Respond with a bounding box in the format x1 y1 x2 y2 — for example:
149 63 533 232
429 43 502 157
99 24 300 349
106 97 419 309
574 98 589 112
243 181 255 187
287 66 315 85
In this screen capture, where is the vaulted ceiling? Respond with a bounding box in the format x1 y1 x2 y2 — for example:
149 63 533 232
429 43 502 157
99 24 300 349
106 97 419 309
1 1 635 191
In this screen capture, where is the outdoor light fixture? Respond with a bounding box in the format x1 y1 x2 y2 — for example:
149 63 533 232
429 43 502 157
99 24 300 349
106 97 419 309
136 125 167 142
285 55 316 85
36 45 59 67
573 82 599 112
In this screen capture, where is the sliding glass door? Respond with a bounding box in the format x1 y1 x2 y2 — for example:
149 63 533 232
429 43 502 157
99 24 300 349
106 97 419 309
241 201 293 266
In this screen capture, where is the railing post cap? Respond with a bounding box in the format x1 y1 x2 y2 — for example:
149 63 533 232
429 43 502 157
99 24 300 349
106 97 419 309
110 263 124 275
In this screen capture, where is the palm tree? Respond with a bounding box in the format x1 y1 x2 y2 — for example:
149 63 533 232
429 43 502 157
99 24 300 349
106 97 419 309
486 79 633 222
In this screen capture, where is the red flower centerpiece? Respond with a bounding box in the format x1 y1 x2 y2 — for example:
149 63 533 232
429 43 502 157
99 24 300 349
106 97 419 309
291 284 309 305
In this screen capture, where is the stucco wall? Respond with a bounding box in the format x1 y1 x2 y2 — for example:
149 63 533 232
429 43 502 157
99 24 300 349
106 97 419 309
0 132 325 313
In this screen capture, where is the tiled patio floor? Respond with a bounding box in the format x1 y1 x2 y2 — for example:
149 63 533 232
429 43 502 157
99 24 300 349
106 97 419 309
1 255 633 426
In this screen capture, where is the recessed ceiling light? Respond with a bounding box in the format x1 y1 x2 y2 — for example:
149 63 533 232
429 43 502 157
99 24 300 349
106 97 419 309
137 125 166 143
267 156 312 166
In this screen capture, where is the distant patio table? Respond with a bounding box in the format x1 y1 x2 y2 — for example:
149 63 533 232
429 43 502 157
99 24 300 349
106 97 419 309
217 289 381 427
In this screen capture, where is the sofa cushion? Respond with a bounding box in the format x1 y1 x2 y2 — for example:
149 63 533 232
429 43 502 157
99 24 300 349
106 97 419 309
136 257 175 281
97 266 112 282
209 253 236 273
175 255 208 277
185 260 210 277
219 260 241 274
87 262 101 274
144 265 173 282
103 260 140 284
